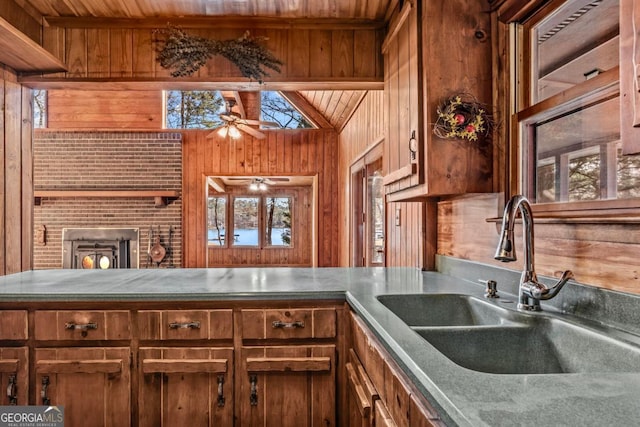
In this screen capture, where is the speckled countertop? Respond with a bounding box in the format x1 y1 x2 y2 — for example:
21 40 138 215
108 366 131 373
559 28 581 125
1 257 640 427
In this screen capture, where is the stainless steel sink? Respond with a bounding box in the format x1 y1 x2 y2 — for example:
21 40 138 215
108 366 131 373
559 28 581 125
377 293 640 374
376 293 520 326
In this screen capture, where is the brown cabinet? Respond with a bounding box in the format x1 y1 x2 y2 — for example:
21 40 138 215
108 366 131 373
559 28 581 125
1 310 29 406
138 347 234 427
35 347 131 427
34 310 131 340
138 309 233 340
238 345 336 426
349 312 445 427
237 305 340 426
383 0 493 200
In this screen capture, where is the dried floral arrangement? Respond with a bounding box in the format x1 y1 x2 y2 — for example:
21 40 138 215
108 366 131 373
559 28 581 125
154 26 283 81
433 94 494 141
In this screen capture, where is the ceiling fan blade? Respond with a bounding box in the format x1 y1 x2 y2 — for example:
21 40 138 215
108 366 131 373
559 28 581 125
219 114 236 122
266 177 290 182
238 119 280 128
237 123 266 139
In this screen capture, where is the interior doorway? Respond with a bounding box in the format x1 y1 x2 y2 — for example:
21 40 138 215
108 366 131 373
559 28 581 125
351 153 385 267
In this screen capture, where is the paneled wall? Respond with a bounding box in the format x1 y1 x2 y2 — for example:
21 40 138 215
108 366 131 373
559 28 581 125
338 90 425 268
438 193 640 295
0 66 33 274
47 90 163 128
36 23 383 87
182 129 338 268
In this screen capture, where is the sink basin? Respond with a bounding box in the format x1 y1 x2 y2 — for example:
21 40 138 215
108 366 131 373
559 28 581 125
377 293 640 374
414 319 640 374
376 293 520 326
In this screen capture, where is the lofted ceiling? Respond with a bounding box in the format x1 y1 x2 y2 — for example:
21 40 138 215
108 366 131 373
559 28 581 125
15 0 393 130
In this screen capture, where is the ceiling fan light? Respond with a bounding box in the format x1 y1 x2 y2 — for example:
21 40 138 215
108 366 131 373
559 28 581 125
228 124 241 139
217 126 229 138
249 182 259 191
258 182 268 191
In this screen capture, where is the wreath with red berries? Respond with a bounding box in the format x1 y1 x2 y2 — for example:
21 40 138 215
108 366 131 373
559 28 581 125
433 94 494 141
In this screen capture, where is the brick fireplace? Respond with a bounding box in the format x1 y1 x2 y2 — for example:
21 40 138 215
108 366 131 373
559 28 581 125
33 131 182 269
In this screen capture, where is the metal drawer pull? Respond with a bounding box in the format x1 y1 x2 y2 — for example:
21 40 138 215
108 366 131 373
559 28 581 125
249 374 258 406
271 320 304 329
64 322 98 331
41 376 50 405
169 321 201 329
7 374 17 405
217 375 225 407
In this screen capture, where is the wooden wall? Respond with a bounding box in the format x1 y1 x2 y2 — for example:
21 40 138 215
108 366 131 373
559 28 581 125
338 90 425 269
438 193 640 295
182 129 339 268
32 23 383 88
47 90 162 128
0 66 33 274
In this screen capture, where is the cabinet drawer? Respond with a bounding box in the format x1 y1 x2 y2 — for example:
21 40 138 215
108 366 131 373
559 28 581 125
241 308 336 339
138 309 233 340
0 311 28 340
34 310 130 340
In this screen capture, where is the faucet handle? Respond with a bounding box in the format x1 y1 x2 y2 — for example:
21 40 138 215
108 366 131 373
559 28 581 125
479 279 499 298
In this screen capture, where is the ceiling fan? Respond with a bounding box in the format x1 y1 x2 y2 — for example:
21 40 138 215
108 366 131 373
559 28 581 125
208 100 279 140
226 176 290 190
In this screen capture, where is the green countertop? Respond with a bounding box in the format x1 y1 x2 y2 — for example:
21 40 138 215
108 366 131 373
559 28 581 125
1 261 639 426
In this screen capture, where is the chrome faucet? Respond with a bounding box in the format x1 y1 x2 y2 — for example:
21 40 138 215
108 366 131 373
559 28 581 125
494 195 574 311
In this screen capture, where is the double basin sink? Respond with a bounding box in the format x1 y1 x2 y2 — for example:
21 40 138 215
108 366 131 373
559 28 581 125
377 293 640 375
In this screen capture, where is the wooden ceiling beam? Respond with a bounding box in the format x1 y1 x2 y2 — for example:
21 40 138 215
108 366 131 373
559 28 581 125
280 91 333 129
44 16 386 30
18 78 384 92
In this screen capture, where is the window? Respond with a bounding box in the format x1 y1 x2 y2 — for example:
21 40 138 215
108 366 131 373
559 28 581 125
517 0 640 208
165 90 224 129
207 194 293 248
208 196 227 246
260 91 314 129
166 90 313 130
33 90 47 128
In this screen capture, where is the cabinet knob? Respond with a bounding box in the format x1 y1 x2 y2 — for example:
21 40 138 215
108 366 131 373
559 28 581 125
169 321 201 330
249 374 258 406
7 374 17 405
41 376 51 405
271 320 304 329
217 375 225 407
65 322 98 331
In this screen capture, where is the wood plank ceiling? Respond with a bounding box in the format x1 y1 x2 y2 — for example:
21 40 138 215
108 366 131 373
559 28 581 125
18 0 393 130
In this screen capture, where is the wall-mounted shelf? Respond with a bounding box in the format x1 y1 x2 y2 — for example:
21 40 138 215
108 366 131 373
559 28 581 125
0 16 67 74
34 190 180 208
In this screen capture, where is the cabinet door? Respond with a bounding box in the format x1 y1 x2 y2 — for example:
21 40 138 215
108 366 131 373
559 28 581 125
35 347 131 427
345 349 378 427
138 347 233 427
0 347 28 405
239 345 335 427
383 0 421 193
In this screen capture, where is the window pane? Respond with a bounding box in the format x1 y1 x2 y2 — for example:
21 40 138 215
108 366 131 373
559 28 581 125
369 171 385 264
533 96 621 202
260 91 314 129
617 149 640 199
166 90 225 129
208 197 227 246
264 197 292 247
568 151 600 201
233 197 259 246
33 90 47 128
531 0 619 103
